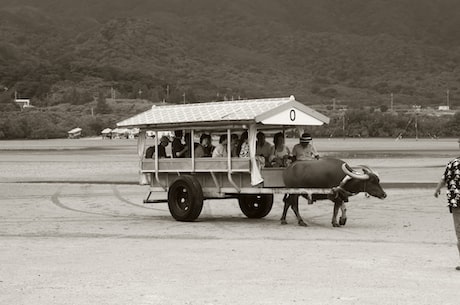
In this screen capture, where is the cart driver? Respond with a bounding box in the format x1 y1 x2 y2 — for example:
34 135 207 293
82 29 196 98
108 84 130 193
292 133 319 161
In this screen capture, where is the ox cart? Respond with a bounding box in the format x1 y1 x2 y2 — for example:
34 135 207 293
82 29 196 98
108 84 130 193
117 96 333 222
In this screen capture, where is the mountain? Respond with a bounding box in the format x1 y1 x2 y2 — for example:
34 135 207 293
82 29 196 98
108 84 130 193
0 0 459 109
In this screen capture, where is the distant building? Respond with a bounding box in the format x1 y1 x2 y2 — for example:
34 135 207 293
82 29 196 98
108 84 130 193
438 105 450 111
101 128 112 139
15 98 33 109
111 128 139 139
68 128 82 139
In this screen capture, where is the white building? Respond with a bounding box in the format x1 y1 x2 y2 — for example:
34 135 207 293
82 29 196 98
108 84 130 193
438 105 450 111
68 128 82 139
15 98 33 109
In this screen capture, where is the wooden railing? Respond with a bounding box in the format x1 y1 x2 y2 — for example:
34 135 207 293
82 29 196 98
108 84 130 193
142 157 251 173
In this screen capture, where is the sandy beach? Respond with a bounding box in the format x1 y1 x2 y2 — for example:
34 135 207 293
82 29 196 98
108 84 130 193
1 138 459 304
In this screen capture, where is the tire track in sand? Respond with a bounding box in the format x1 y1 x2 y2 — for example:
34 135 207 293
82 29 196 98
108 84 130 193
50 185 154 219
110 185 166 212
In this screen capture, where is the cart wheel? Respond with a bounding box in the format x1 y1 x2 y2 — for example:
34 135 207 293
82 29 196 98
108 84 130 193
238 194 273 219
168 176 204 221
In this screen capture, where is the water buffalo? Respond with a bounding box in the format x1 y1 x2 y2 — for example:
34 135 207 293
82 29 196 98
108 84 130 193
281 158 386 227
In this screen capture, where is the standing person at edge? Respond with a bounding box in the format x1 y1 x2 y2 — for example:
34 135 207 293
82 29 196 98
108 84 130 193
434 140 460 270
292 133 319 161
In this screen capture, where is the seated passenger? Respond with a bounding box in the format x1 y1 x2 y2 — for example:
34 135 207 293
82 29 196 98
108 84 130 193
256 131 272 167
212 134 228 158
144 136 171 158
145 145 155 159
183 132 198 158
231 133 239 157
172 130 188 158
269 132 291 167
292 133 319 161
157 136 171 158
202 134 215 157
237 131 249 158
195 133 213 158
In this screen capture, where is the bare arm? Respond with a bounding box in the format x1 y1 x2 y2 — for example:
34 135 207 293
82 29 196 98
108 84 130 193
434 178 446 198
311 143 319 159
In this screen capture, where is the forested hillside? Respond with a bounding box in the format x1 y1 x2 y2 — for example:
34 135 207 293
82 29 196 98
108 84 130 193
1 0 460 138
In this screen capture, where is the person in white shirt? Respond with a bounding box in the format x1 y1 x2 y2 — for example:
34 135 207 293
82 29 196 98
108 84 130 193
212 134 228 158
269 132 291 167
256 131 272 167
292 133 319 161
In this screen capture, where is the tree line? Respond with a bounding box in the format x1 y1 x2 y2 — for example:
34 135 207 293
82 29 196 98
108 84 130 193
310 110 458 139
1 105 459 140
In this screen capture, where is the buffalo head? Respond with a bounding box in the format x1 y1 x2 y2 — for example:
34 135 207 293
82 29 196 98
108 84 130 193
341 164 387 199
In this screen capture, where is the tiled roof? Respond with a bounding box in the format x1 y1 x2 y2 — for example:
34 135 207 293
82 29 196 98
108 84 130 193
117 96 328 128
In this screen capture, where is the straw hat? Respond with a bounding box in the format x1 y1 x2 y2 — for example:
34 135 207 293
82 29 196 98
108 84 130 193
300 133 312 143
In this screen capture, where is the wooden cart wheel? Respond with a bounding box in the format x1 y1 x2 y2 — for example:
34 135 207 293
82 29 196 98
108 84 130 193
238 194 273 219
168 176 204 221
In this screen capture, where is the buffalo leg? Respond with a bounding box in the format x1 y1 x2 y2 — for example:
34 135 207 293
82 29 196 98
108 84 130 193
301 193 313 204
339 203 347 226
280 194 290 225
332 200 342 227
290 195 308 226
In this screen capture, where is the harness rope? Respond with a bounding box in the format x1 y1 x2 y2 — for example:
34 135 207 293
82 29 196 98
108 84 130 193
330 175 370 201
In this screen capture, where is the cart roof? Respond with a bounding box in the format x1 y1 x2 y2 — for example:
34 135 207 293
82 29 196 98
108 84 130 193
117 95 329 129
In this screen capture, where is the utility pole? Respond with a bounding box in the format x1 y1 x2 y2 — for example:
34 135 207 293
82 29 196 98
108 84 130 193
447 89 450 109
182 92 186 104
413 105 421 141
340 109 346 140
390 93 394 111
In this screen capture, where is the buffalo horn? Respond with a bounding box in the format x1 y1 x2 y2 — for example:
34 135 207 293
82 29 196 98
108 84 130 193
356 165 379 177
342 163 370 180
